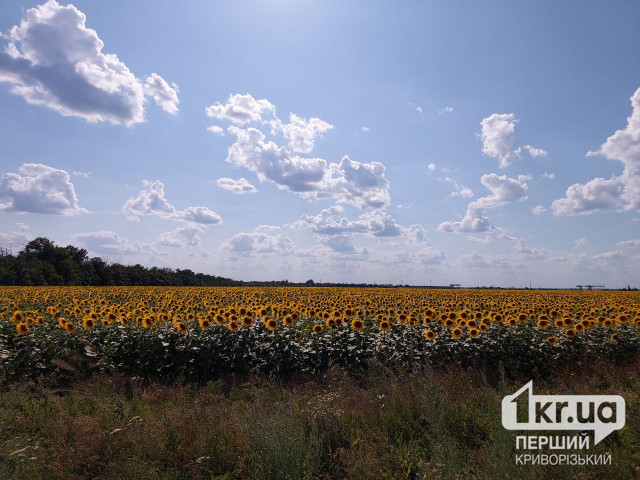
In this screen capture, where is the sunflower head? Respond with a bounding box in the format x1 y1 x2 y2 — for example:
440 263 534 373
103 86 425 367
451 327 463 339
266 319 278 331
351 318 365 332
379 320 391 331
468 327 480 338
82 317 95 330
16 322 29 335
312 324 323 333
424 329 435 341
64 322 76 333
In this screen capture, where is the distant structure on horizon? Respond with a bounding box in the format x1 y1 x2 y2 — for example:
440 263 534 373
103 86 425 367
576 285 605 290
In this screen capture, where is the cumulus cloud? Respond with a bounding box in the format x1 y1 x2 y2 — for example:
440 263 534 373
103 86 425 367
0 223 33 248
479 113 546 167
554 86 640 215
471 173 528 208
206 93 276 126
123 180 222 224
444 176 474 198
542 172 555 179
0 0 178 125
216 177 257 194
551 177 621 216
225 127 390 209
438 206 491 233
0 163 86 215
281 113 333 153
207 125 224 135
292 206 427 243
532 205 546 215
156 224 204 247
321 234 356 253
427 163 436 173
438 174 527 233
439 106 453 114
76 231 159 255
143 73 179 114
222 232 294 256
361 126 370 132
617 239 640 248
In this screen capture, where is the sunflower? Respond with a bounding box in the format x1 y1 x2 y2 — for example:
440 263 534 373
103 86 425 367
36 316 45 326
82 317 95 330
546 335 559 344
379 320 391 331
325 318 336 329
312 324 323 333
451 327 463 339
444 318 455 328
241 316 253 328
537 319 550 329
16 322 29 335
468 327 480 338
610 333 619 341
564 328 576 338
64 322 76 333
227 320 239 332
424 329 435 341
175 322 188 334
266 319 278 331
351 318 365 332
142 317 154 329
199 318 211 330
283 316 294 327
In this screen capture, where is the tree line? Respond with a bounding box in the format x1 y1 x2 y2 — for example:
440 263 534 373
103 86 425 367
0 237 242 287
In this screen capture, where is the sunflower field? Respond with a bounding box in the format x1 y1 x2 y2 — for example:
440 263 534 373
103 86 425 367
2 286 640 384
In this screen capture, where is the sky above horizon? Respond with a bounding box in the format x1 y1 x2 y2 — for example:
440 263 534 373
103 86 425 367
1 0 640 287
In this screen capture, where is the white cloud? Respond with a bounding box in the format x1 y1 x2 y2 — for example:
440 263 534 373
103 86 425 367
361 126 370 132
76 231 160 256
222 232 294 256
72 171 91 178
293 206 424 241
471 173 528 208
617 239 640 248
0 223 33 248
532 205 546 215
0 163 86 215
427 163 436 173
143 73 179 114
416 106 423 115
206 93 276 125
321 234 356 253
444 177 474 198
553 86 640 216
281 113 333 153
156 224 204 247
479 113 545 167
574 237 588 249
439 106 454 114
0 0 178 125
123 180 222 224
438 206 491 233
207 125 224 135
216 177 257 194
551 177 621 216
439 174 527 233
225 127 390 209
514 145 548 158
542 172 555 179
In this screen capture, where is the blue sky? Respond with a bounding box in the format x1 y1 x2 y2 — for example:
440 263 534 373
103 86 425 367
1 0 639 287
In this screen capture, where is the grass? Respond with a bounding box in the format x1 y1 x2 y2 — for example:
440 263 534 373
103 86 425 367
1 360 640 479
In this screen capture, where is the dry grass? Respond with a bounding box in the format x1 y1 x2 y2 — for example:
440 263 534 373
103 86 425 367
1 360 640 479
